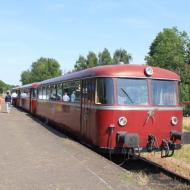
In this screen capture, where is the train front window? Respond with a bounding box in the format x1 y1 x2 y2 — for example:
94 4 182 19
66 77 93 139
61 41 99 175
117 79 148 105
151 80 177 106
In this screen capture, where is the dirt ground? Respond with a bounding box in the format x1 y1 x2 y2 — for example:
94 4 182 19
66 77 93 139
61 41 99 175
0 105 148 190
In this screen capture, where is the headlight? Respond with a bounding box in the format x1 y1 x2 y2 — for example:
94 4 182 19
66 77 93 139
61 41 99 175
171 116 178 126
118 116 127 127
145 66 153 76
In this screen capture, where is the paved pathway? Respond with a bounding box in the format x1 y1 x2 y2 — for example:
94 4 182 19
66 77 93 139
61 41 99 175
0 105 145 190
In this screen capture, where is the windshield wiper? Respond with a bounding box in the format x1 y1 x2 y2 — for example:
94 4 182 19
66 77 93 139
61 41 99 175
121 88 134 104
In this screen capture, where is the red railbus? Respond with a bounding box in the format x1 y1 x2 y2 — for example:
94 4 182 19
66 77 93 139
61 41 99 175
14 65 185 157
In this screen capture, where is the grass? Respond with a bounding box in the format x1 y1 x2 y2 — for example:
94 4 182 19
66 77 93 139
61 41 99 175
183 117 190 131
183 125 190 131
173 145 190 163
120 171 149 187
173 117 190 163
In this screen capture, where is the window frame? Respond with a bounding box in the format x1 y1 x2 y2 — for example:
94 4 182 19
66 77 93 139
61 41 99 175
95 77 114 105
151 79 178 106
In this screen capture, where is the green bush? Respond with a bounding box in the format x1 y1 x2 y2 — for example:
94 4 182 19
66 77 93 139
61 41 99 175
183 105 190 116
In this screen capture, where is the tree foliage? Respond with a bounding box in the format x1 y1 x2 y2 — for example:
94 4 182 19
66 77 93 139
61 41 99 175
86 51 98 68
20 57 62 85
74 55 87 71
145 28 187 70
0 80 14 94
113 49 132 64
145 27 190 102
98 48 112 65
73 48 132 71
74 51 98 71
20 70 32 85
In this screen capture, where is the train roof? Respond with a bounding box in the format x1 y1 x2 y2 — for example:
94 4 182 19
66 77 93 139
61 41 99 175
12 82 39 90
40 64 180 85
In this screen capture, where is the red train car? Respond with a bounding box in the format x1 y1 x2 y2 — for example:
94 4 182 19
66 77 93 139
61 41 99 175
14 65 185 157
12 83 39 114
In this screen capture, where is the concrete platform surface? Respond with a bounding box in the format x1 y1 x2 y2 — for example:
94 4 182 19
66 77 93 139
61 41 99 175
0 106 145 190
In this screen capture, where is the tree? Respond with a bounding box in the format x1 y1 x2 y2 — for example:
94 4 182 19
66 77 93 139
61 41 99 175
0 80 6 94
31 58 62 82
145 27 190 102
98 48 112 65
74 55 87 71
74 52 98 71
73 48 132 72
0 80 14 94
20 57 62 85
145 28 187 70
113 49 132 64
86 51 98 68
20 70 32 85
178 30 190 65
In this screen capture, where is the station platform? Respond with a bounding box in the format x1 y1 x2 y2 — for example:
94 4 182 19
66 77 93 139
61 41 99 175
0 106 144 190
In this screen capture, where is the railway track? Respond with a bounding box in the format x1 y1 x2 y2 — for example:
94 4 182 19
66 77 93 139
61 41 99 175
109 154 190 190
139 156 190 185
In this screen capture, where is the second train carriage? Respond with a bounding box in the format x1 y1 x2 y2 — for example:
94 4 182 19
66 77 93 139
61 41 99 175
12 83 39 114
13 64 185 156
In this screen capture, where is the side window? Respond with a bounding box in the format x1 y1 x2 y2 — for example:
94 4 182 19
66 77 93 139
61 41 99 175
96 78 114 104
50 85 57 101
62 80 81 103
42 86 46 100
32 89 37 98
21 88 29 98
57 83 63 101
46 86 51 100
68 81 75 103
82 79 95 104
25 89 30 98
63 82 70 102
69 80 81 103
38 87 43 99
17 90 21 97
21 90 24 97
74 80 81 103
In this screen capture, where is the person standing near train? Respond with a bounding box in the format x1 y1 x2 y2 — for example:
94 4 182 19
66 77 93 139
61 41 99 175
5 91 12 113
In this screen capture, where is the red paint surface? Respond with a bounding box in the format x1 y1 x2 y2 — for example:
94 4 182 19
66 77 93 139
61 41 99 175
96 109 182 148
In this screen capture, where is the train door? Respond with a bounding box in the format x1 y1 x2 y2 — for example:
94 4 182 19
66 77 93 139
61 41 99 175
81 79 96 141
30 88 37 114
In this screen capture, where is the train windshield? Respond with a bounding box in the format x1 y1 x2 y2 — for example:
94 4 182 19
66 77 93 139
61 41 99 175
117 79 148 105
151 80 177 106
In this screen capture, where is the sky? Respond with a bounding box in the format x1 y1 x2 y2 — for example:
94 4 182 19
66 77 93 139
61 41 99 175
1 0 190 85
